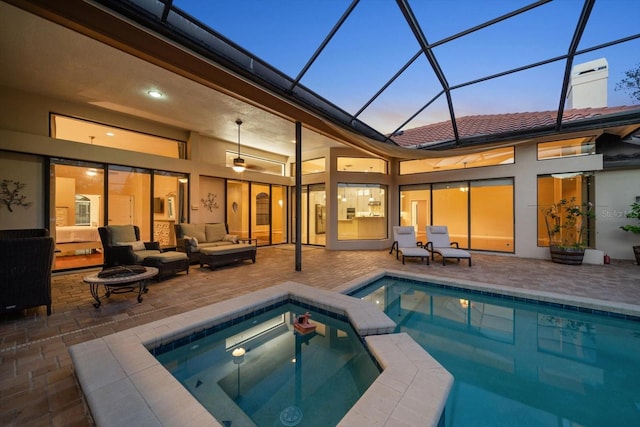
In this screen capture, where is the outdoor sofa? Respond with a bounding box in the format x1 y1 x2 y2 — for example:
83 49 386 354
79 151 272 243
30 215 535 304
174 223 257 269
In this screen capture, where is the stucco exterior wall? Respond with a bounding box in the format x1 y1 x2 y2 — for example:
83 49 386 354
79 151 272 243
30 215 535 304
595 169 640 260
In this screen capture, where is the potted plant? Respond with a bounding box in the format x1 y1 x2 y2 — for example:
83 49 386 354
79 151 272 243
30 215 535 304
541 197 594 265
620 201 640 265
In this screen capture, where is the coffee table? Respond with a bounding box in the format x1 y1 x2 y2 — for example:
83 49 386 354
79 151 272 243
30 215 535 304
83 266 158 308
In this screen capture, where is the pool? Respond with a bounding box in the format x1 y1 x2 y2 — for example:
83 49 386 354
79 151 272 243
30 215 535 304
348 275 640 426
69 281 452 426
154 303 380 427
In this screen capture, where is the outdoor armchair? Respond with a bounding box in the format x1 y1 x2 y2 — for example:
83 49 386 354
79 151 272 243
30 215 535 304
98 225 161 266
98 225 189 280
0 228 54 315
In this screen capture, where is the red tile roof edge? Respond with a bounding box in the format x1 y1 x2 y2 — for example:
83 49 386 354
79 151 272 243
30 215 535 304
391 106 640 148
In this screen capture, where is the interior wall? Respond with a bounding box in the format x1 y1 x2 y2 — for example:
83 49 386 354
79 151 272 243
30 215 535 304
55 177 76 225
271 185 287 243
153 175 176 221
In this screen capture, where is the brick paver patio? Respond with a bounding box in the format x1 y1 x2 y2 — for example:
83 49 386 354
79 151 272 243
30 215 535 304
1 246 639 426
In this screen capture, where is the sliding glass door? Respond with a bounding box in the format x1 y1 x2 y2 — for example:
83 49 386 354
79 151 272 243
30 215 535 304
108 166 151 240
51 159 104 270
402 178 514 252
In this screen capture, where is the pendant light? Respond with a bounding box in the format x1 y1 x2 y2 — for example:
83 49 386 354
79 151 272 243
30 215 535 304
232 119 246 173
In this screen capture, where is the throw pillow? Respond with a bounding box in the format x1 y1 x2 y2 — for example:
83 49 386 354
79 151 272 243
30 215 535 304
180 224 206 243
109 225 137 243
205 223 227 242
223 234 239 244
116 240 146 251
187 236 198 248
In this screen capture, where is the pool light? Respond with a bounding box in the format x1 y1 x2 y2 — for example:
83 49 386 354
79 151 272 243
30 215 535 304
232 347 245 399
232 347 246 363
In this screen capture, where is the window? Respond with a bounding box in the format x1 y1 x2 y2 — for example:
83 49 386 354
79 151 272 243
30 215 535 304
537 137 596 160
400 147 514 175
256 192 269 225
271 185 287 244
75 195 91 225
51 114 185 159
225 151 285 176
293 184 326 245
251 184 271 245
153 172 188 248
399 185 430 243
337 183 386 240
432 182 469 248
291 157 326 175
537 173 594 247
51 159 105 270
470 179 514 252
108 166 151 240
228 182 285 246
401 178 514 252
337 157 387 174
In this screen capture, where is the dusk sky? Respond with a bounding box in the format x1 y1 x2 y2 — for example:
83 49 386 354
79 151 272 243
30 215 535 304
174 0 640 134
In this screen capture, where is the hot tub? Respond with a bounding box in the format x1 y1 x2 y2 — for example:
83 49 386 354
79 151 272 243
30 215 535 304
69 280 453 426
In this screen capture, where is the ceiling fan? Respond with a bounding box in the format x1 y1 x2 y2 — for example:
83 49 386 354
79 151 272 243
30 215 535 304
231 119 267 173
232 119 246 173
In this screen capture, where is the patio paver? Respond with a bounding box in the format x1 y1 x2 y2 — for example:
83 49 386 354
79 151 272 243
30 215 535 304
1 246 639 426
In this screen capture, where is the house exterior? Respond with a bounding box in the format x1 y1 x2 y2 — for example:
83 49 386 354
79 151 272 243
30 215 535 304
1 1 639 270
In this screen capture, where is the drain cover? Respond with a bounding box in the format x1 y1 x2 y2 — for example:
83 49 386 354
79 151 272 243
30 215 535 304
280 406 303 426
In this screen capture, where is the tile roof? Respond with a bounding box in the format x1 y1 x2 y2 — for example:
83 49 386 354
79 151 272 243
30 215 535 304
391 106 640 148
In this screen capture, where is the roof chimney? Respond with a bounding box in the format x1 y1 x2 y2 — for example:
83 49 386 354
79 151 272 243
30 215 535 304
567 58 608 109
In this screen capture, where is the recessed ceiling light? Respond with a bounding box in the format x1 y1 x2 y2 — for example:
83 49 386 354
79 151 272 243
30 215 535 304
147 90 163 98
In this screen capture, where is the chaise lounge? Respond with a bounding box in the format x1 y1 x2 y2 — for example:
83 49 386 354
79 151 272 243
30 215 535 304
175 223 257 269
426 225 472 266
390 225 430 265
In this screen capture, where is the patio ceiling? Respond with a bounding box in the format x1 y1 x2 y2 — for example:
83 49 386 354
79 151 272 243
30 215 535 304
2 0 640 159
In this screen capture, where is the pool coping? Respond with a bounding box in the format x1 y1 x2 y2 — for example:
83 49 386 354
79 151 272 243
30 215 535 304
69 281 453 427
334 268 640 319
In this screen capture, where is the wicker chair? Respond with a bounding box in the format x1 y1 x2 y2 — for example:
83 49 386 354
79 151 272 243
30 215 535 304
98 225 161 266
0 229 54 315
98 225 189 281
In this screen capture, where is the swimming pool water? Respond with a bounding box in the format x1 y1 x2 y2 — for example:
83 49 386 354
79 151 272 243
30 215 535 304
155 302 379 427
350 276 640 427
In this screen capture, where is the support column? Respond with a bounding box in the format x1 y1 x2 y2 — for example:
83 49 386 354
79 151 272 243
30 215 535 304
295 121 302 271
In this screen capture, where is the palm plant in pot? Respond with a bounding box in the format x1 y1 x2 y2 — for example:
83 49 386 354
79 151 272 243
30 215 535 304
542 197 594 265
620 201 640 265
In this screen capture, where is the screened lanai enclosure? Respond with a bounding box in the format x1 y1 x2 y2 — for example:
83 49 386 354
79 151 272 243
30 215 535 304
77 0 640 148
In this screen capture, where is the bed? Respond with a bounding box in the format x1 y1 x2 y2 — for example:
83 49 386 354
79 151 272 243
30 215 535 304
55 226 102 254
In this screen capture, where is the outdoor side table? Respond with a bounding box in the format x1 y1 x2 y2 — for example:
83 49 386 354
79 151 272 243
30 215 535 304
83 266 158 308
